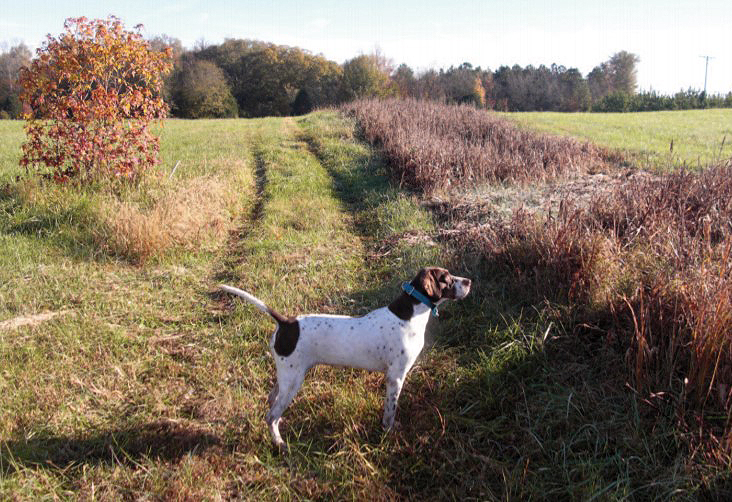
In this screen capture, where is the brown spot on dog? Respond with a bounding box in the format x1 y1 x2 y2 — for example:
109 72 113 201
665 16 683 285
269 308 300 357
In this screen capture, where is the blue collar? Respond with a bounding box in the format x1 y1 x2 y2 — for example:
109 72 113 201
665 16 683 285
402 282 439 318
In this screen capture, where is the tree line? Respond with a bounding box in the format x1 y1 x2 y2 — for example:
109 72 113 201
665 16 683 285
2 37 731 119
0 42 32 119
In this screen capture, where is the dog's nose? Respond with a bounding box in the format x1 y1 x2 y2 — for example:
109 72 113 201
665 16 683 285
462 278 472 287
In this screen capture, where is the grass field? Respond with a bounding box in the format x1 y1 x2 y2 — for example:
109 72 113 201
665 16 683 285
1 112 730 499
502 108 732 170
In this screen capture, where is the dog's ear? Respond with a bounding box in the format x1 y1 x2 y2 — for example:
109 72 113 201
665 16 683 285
412 267 448 300
419 267 442 299
423 270 438 298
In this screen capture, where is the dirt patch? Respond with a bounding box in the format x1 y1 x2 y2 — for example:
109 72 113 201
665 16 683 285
0 310 73 331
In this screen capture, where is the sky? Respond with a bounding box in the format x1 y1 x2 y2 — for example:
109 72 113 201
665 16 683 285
2 0 731 95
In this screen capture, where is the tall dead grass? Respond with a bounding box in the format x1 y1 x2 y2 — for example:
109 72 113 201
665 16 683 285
446 165 732 460
94 176 242 263
343 98 612 193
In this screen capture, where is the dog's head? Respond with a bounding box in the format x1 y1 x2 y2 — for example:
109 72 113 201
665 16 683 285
411 267 472 303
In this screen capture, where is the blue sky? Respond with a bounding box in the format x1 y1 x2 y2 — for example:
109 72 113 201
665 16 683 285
2 0 730 94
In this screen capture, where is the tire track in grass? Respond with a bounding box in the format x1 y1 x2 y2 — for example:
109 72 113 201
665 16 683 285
224 117 365 314
295 111 442 308
213 131 269 286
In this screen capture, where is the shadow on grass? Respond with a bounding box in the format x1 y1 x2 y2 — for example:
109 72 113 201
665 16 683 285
223 113 719 499
0 183 102 262
1 421 222 474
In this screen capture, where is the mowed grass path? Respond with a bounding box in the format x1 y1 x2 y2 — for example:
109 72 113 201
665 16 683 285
503 108 732 170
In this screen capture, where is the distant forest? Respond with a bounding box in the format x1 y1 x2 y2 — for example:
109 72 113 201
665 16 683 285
2 37 731 119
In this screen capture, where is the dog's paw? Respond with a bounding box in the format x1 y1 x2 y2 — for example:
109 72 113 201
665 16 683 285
273 439 289 454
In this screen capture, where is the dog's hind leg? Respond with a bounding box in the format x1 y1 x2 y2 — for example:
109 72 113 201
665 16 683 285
266 368 305 450
267 381 279 408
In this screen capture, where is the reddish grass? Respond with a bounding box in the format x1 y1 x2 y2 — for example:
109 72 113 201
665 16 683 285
591 168 732 458
442 165 732 461
343 98 612 193
343 98 731 459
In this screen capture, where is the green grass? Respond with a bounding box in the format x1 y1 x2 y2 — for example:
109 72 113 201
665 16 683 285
502 108 732 170
0 120 24 182
0 114 445 499
1 113 729 499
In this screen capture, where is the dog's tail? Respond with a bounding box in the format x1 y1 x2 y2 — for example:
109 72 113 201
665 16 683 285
219 285 290 323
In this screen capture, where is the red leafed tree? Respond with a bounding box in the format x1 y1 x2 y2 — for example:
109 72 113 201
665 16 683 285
18 16 173 182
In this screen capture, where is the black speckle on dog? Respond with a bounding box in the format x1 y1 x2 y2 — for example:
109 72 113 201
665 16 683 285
401 349 404 355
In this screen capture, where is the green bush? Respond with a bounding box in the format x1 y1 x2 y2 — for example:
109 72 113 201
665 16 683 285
172 59 238 118
592 91 632 112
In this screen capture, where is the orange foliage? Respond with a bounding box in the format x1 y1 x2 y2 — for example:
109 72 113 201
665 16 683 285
18 16 172 182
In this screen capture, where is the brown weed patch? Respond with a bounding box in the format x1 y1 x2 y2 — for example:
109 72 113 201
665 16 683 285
440 164 732 462
343 98 612 193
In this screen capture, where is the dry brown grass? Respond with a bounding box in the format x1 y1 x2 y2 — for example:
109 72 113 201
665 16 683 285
94 176 243 263
440 164 732 463
342 99 731 457
343 98 613 193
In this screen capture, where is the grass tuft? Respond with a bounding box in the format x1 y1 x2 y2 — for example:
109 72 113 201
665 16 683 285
94 175 245 263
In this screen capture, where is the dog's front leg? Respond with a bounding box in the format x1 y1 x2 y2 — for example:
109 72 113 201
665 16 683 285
382 370 406 430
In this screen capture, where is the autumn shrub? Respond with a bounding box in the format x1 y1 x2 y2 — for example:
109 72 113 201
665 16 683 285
343 98 610 193
18 16 172 182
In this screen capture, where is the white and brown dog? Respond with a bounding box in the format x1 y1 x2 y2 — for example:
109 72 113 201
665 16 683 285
220 267 471 450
